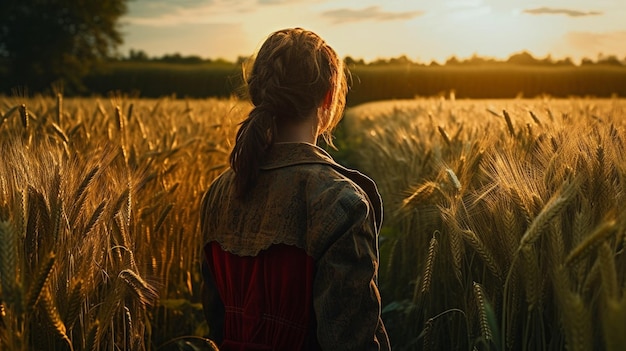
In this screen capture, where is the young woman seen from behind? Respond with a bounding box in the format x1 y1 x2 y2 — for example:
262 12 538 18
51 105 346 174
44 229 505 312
200 27 391 351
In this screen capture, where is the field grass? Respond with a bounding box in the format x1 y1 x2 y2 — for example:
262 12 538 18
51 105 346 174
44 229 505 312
1 95 625 350
0 94 244 350
343 97 626 350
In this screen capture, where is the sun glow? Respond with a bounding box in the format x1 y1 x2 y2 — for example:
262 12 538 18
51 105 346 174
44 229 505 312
402 0 561 62
122 0 626 64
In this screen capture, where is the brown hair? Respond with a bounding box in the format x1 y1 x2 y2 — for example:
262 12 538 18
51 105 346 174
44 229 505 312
229 28 348 197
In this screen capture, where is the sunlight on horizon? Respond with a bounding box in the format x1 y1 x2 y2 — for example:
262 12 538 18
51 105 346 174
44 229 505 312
121 0 626 64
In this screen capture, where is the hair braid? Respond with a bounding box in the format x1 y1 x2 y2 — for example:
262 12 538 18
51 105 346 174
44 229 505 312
230 28 348 198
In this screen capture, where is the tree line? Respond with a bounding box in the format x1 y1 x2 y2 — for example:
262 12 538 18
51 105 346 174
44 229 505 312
122 48 625 68
0 0 624 98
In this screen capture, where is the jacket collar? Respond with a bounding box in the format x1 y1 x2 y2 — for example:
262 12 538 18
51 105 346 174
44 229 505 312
260 142 384 232
260 142 337 170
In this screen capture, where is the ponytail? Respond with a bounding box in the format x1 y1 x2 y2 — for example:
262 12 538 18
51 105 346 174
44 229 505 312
229 27 346 198
229 105 277 198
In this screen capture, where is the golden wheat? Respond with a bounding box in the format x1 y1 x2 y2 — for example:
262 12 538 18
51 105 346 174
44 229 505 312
344 97 626 350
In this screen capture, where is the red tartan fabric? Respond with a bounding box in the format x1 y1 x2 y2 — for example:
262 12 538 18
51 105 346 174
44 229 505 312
204 241 321 351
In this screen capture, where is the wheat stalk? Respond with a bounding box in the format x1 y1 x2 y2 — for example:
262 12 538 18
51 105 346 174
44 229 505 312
50 123 69 144
565 220 617 266
85 320 99 351
25 251 55 311
509 187 532 225
529 110 542 126
56 93 63 123
41 284 73 351
446 168 461 192
401 181 441 210
422 317 433 351
417 233 438 299
63 278 83 330
461 229 502 281
153 203 173 234
70 166 99 222
0 220 17 306
118 269 158 307
519 179 577 249
84 201 106 236
503 110 515 137
597 242 618 300
448 227 463 282
473 281 493 343
438 125 451 146
521 246 541 311
94 277 125 348
554 267 592 351
19 104 28 129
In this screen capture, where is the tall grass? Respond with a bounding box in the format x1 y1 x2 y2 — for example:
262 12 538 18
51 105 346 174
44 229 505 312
343 98 626 350
0 94 243 350
3 94 625 350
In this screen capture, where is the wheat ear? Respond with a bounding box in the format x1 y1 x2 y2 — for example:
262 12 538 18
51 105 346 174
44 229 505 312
519 180 577 249
597 242 618 300
438 126 451 146
25 251 55 311
63 278 83 330
565 220 617 266
118 269 158 307
461 229 501 281
503 110 515 137
417 233 438 299
473 281 493 343
0 220 17 306
41 284 73 351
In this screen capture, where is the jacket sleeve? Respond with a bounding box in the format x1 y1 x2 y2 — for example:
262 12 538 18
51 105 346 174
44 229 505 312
311 187 391 351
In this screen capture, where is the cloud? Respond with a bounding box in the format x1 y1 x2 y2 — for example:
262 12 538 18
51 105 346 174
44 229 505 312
122 0 250 27
523 7 602 17
127 0 212 17
124 0 256 26
563 31 626 56
322 6 424 24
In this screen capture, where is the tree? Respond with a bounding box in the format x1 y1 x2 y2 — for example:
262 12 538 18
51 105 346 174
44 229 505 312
343 56 365 67
0 0 128 93
388 55 413 65
507 51 539 65
445 56 460 66
597 55 623 66
128 49 150 62
581 57 595 66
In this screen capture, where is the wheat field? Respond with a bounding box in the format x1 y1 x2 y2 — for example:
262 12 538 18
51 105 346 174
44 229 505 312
344 97 626 350
0 94 243 350
0 95 625 350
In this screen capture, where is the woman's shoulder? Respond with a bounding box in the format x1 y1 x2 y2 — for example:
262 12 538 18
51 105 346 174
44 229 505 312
201 169 234 208
307 163 383 231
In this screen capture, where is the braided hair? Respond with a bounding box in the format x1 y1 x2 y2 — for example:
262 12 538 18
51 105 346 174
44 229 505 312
229 28 348 198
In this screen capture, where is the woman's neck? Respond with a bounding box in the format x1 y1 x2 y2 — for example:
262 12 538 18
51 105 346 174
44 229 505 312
274 114 318 144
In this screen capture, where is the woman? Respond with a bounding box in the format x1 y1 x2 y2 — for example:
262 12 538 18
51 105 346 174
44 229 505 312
200 28 390 351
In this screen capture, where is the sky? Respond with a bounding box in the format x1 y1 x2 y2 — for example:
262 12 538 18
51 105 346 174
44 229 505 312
119 0 626 64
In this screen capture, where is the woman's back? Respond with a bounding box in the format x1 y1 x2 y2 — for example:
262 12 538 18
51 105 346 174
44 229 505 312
201 143 389 350
199 27 390 350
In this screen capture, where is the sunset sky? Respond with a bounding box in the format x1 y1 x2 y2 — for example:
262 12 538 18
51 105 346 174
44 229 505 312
120 0 626 64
